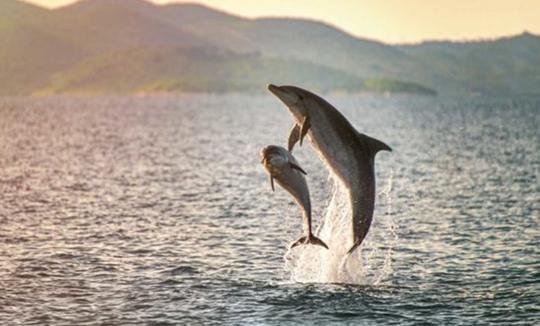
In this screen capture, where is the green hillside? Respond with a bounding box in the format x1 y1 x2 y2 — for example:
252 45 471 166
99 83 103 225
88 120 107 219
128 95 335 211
398 32 540 95
40 46 368 94
0 0 538 96
0 1 86 94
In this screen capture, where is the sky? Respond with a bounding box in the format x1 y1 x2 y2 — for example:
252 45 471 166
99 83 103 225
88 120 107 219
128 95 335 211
23 0 540 43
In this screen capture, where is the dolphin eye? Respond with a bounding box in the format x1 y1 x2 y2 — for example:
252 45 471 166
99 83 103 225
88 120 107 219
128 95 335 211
298 95 304 101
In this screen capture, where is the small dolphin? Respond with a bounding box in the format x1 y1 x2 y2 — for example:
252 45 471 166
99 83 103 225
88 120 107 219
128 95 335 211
267 84 391 254
260 145 328 250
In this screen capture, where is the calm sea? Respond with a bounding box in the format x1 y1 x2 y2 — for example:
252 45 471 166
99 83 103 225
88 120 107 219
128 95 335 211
0 94 538 325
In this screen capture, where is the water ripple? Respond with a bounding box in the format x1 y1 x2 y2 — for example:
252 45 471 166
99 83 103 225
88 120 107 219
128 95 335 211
0 94 538 325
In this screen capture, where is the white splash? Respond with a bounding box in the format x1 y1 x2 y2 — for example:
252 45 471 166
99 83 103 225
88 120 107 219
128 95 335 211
284 170 397 285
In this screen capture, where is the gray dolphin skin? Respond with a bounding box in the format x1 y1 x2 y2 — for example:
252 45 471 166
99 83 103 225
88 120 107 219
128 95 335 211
267 84 391 254
260 145 328 250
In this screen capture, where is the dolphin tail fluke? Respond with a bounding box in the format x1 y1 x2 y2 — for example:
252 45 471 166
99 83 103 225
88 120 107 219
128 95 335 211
346 241 362 255
290 234 329 250
307 234 329 249
290 236 306 249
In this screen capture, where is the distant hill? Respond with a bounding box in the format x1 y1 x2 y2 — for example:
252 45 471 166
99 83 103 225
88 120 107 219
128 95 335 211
39 46 368 94
0 0 538 96
398 32 540 95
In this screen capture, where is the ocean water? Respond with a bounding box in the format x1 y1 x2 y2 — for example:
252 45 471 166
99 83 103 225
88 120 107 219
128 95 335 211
0 94 538 325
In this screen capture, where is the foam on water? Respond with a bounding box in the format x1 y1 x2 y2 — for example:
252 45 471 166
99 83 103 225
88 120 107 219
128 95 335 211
284 170 397 284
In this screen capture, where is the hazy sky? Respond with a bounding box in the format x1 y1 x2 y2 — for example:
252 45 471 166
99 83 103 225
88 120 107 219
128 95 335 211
23 0 540 43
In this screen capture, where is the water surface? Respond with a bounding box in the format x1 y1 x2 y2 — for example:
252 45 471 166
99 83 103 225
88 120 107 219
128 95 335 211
0 94 538 325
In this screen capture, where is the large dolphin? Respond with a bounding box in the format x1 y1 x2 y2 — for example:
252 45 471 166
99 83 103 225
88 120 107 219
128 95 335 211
260 145 328 249
267 84 391 254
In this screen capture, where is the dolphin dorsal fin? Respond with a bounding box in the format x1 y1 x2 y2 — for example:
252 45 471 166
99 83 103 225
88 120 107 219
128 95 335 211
357 132 392 155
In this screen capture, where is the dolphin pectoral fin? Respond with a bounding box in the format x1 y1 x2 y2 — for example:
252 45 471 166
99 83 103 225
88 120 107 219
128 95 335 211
299 116 311 146
288 124 300 152
270 175 275 192
289 162 307 175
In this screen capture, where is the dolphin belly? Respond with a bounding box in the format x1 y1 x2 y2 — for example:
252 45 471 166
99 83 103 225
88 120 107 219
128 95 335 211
309 124 377 251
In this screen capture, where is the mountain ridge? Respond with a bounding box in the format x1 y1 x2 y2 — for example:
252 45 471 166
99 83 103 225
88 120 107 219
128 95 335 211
1 0 538 96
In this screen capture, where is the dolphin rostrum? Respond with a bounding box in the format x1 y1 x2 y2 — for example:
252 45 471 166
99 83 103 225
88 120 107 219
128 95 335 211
267 84 391 254
260 145 328 250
